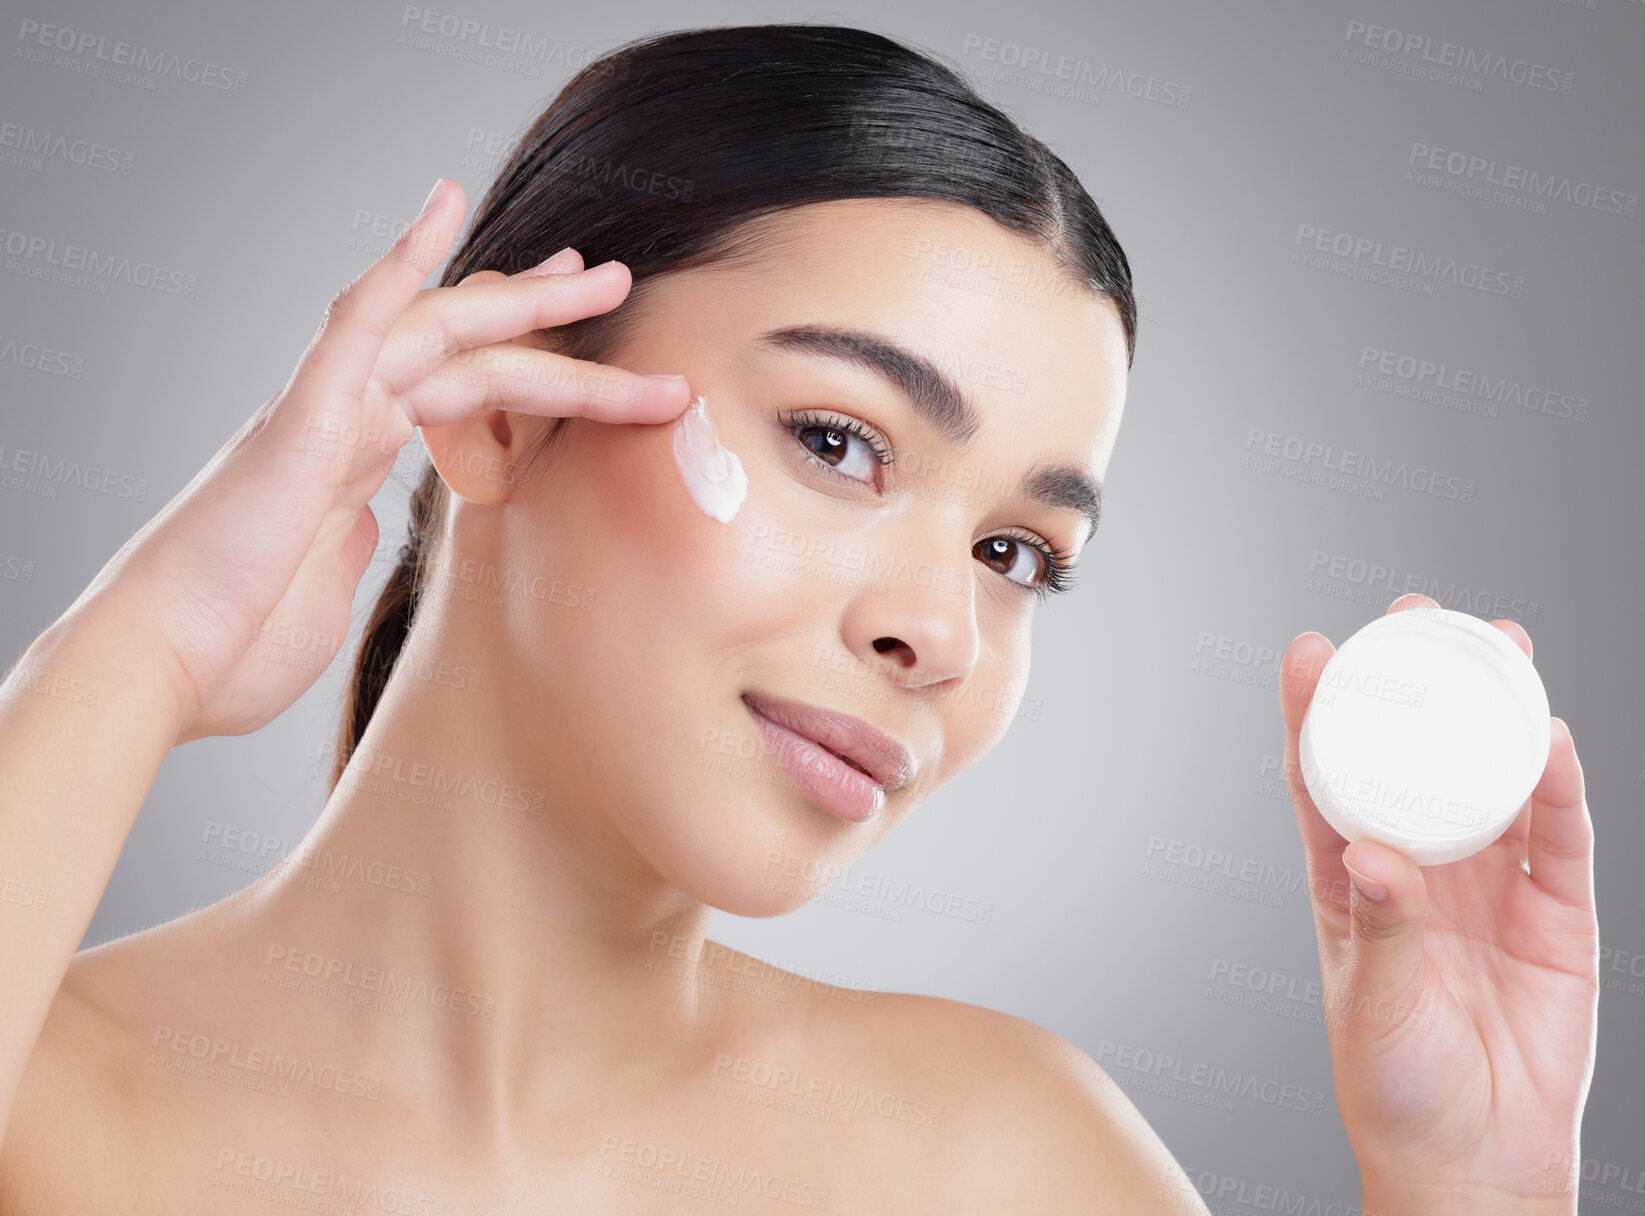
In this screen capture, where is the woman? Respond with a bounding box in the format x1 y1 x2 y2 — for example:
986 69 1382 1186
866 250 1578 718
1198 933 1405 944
0 23 1597 1212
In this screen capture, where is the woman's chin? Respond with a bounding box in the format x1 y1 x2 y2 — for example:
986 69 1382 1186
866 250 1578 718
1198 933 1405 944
627 778 837 906
711 879 826 920
655 842 834 919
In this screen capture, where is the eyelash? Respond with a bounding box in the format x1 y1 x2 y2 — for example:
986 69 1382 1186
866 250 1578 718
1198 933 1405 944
776 407 1079 600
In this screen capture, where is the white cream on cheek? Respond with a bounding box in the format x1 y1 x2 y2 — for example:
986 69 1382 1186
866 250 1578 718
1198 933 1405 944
670 394 749 523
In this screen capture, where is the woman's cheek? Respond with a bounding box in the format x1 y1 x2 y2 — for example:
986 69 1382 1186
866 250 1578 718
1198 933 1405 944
571 404 846 661
583 414 789 609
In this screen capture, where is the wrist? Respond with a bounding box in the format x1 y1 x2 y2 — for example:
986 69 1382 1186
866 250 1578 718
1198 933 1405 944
36 585 204 743
1361 1177 1576 1216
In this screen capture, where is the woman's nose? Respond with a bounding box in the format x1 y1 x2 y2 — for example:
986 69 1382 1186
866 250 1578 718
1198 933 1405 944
839 577 980 690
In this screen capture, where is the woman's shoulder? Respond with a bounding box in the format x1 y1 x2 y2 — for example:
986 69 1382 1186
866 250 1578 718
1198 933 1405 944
0 903 267 1214
710 947 1210 1214
0 942 165 1211
790 977 1211 1215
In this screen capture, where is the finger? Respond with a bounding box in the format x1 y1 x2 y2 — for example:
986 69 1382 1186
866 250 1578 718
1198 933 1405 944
1278 630 1360 954
385 260 650 384
1279 631 1347 854
1338 838 1431 1023
1388 594 1533 660
1490 617 1532 660
1279 630 1332 732
1525 718 1595 910
461 248 582 287
1468 618 1539 860
286 178 463 409
402 340 692 427
519 247 583 277
338 503 380 585
1386 592 1440 615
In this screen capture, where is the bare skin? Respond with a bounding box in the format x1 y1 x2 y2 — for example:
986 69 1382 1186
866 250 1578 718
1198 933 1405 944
0 184 1190 1213
3 936 1182 1211
0 178 1596 1213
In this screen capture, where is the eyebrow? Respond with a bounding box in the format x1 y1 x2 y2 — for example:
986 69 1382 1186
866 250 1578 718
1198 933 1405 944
754 323 1103 541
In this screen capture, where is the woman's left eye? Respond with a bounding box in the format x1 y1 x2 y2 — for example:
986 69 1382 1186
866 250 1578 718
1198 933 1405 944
779 408 892 487
975 536 1042 585
975 533 1076 598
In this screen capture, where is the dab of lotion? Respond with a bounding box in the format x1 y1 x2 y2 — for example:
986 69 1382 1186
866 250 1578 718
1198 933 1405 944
671 394 748 523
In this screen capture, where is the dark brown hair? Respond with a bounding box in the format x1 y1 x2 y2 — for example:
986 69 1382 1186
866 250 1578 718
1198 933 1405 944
330 21 1137 790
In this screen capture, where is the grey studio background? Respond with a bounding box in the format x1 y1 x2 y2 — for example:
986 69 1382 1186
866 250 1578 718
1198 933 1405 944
2 0 1641 1208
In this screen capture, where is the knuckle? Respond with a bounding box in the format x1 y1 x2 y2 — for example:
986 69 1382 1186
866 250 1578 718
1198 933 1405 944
415 312 454 369
1350 900 1402 943
1533 823 1593 863
322 278 363 329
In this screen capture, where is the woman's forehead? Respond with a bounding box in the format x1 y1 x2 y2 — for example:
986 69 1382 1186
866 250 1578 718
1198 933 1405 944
633 201 1129 469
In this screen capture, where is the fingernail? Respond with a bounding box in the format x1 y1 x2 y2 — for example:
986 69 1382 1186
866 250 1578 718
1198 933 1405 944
521 247 580 277
639 374 690 404
416 178 445 222
1343 860 1388 902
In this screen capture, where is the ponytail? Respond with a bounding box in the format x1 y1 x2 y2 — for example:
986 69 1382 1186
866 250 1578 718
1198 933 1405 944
330 462 446 790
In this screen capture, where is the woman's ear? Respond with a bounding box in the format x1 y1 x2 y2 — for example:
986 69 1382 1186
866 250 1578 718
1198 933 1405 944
422 410 525 505
417 272 559 506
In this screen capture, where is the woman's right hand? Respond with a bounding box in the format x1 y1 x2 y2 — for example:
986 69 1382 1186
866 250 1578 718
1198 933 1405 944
82 177 691 745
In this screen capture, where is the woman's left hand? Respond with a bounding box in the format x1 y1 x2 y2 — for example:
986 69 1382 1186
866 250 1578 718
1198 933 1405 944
1278 593 1599 1213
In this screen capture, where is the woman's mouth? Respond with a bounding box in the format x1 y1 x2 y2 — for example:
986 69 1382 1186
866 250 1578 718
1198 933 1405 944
739 692 913 823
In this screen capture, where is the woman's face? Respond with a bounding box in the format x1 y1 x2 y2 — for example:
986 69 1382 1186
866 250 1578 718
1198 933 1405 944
433 198 1129 916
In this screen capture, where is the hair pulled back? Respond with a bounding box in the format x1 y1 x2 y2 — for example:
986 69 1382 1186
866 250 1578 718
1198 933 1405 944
330 22 1137 790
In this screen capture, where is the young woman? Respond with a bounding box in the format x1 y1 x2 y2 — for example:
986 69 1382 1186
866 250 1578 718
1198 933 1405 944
0 23 1597 1213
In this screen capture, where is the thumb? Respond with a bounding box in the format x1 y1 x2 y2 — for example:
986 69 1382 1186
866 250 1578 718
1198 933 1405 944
338 503 380 584
1338 839 1429 1017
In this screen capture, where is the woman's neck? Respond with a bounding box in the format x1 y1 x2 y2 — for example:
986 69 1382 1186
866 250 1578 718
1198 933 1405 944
223 616 730 1147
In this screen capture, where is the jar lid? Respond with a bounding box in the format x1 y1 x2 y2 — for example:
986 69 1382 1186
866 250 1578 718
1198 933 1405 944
1299 607 1551 867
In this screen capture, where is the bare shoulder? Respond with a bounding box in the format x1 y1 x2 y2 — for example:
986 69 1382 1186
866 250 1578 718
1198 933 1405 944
823 987 1211 1215
0 958 150 1212
0 909 230 1213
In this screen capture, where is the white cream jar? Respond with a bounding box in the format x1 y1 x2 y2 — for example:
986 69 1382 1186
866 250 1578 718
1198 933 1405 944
1299 607 1552 866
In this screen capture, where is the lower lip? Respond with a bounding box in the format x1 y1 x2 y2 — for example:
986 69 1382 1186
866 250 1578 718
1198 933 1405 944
743 700 886 823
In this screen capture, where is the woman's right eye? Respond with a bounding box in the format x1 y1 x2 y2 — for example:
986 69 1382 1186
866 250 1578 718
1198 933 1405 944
778 408 893 489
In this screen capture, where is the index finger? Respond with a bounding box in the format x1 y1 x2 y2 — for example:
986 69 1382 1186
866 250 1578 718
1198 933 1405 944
287 177 462 408
390 260 645 379
1279 629 1348 859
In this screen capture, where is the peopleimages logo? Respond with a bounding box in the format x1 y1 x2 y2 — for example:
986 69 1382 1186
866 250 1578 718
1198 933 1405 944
1305 549 1540 625
1408 142 1638 218
14 18 250 93
346 747 545 815
1094 1039 1328 1116
394 8 632 80
1292 223 1525 300
1242 428 1478 504
0 338 83 378
0 225 199 297
1342 19 1575 95
0 442 148 501
0 121 134 173
1356 346 1588 423
212 1149 451 1215
960 33 1192 108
